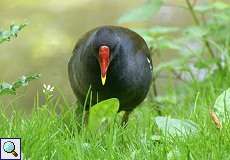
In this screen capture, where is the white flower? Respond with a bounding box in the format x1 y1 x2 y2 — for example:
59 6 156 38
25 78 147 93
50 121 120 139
43 84 55 92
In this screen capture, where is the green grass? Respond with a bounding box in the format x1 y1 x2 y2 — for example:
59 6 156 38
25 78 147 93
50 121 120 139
1 69 230 160
0 1 229 159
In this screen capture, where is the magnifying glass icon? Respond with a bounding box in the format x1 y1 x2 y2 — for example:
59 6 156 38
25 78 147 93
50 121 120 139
3 141 18 157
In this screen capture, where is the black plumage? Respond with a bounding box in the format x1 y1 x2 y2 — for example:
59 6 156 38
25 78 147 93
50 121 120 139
68 26 153 123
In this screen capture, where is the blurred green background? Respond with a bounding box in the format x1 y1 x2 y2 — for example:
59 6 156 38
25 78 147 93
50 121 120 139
0 0 227 112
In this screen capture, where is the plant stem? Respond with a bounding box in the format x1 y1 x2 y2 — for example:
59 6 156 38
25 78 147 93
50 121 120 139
186 0 200 25
185 0 222 70
152 76 158 97
151 76 162 115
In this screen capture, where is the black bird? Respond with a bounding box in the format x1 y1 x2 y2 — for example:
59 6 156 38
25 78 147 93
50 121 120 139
68 26 153 125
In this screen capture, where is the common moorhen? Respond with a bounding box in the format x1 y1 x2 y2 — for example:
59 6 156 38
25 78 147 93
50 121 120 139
68 26 153 125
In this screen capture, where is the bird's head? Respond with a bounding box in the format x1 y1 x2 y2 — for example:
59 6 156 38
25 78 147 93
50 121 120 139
90 27 120 86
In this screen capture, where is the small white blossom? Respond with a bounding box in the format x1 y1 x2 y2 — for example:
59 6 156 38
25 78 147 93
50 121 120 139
50 86 54 92
43 84 55 92
47 85 51 90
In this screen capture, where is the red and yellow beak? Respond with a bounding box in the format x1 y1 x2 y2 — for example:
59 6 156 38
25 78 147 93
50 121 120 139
99 45 110 85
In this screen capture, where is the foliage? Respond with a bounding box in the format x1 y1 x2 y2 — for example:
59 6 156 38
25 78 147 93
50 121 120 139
1 86 230 159
1 1 230 159
88 98 119 132
0 24 27 44
119 1 230 83
118 0 164 24
155 116 198 137
194 2 230 12
0 74 41 95
0 23 40 97
213 88 230 124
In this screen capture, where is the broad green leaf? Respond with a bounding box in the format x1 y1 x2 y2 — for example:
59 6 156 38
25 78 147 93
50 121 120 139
213 88 230 123
88 98 119 132
155 116 198 137
118 0 163 24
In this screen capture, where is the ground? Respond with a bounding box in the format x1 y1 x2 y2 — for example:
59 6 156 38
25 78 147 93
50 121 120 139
1 69 230 160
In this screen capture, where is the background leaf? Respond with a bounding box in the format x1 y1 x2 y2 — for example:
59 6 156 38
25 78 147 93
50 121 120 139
195 2 230 12
183 26 209 38
0 73 40 96
155 116 198 137
213 88 230 123
118 0 163 24
0 23 27 44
